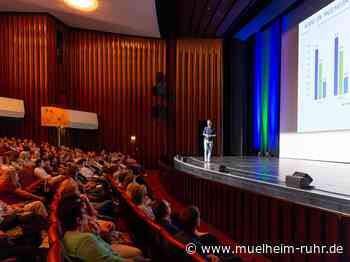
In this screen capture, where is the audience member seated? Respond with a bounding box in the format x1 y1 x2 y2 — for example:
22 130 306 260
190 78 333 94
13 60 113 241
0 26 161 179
34 158 66 186
0 136 242 262
57 194 145 262
121 173 135 190
153 200 179 235
130 184 155 220
58 178 139 254
0 200 48 261
175 206 225 260
0 167 45 204
126 181 140 198
113 170 130 187
0 199 48 221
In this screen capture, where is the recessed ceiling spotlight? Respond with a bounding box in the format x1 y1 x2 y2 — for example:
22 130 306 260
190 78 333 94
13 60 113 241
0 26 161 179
64 0 98 12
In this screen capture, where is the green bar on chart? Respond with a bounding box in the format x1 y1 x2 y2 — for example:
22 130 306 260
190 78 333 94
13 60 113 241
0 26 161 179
340 50 344 95
319 63 323 99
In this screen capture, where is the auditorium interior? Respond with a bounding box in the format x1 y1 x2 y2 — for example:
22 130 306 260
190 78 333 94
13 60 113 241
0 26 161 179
1 0 350 261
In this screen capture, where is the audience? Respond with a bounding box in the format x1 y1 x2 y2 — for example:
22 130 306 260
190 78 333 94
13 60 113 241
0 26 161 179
0 136 239 262
33 158 66 186
0 167 45 203
153 200 179 235
175 206 209 245
57 194 127 262
130 184 155 220
0 199 48 261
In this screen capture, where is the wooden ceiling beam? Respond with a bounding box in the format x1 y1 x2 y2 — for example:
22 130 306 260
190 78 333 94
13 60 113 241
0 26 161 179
197 0 222 36
205 0 237 36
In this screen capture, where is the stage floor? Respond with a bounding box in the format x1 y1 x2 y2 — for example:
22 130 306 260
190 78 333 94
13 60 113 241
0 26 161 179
174 156 350 213
183 156 350 200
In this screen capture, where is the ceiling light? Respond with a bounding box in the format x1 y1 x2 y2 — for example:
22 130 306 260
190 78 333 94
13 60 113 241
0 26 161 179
64 0 98 12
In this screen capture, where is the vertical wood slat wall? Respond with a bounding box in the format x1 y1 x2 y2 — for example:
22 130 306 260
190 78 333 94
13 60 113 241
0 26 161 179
0 15 56 142
65 31 167 167
159 167 349 262
176 39 223 156
0 14 224 166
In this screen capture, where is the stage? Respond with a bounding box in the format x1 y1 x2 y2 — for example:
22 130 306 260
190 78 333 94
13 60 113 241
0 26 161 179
174 156 350 214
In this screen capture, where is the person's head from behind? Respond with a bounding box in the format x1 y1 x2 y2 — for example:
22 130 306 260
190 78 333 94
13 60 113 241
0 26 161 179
131 184 147 205
7 151 18 162
180 206 200 234
57 163 67 176
154 200 171 221
22 150 30 160
35 158 44 168
58 177 80 197
23 145 30 152
116 170 127 183
207 119 212 128
1 167 20 187
2 154 9 165
43 158 51 168
57 194 87 233
122 173 134 188
65 165 78 178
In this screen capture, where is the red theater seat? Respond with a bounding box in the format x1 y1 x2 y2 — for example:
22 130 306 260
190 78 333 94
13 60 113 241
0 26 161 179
48 222 61 244
160 228 207 262
17 167 42 192
108 175 212 262
47 241 63 262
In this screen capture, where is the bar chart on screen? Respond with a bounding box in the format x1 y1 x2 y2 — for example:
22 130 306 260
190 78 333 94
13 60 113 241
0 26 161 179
313 48 327 100
334 35 349 96
298 0 350 132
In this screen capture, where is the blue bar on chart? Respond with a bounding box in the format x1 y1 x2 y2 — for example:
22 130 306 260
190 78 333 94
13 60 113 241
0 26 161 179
344 77 349 94
315 49 318 100
323 81 326 98
334 36 339 96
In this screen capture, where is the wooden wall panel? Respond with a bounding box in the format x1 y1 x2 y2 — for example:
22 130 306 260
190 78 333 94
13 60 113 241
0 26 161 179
65 31 167 167
159 165 350 262
176 39 223 156
0 14 56 142
0 14 224 166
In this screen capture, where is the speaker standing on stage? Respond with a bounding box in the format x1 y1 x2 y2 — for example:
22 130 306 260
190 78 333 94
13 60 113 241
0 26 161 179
203 119 216 163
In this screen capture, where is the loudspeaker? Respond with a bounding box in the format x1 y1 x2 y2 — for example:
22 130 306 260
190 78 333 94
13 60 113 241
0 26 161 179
152 85 167 97
151 105 167 119
152 72 167 97
176 155 183 161
56 31 63 64
156 72 164 82
219 165 228 172
286 172 313 189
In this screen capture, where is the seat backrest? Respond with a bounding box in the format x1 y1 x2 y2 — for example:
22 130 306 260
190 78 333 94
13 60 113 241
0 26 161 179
48 222 63 244
17 167 37 188
109 176 205 262
47 241 63 262
159 229 207 262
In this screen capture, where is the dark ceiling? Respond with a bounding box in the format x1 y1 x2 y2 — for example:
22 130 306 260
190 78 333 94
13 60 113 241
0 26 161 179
156 0 273 38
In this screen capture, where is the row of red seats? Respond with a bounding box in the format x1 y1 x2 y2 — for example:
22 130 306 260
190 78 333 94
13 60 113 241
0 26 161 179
47 188 63 262
144 169 271 262
108 176 208 262
46 177 206 262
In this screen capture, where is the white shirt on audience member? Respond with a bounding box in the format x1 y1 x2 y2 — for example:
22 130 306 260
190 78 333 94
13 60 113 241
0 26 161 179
34 167 49 180
79 166 94 178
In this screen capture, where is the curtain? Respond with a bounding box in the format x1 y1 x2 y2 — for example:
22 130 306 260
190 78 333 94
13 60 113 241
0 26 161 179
0 15 56 141
175 39 223 156
65 31 167 167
